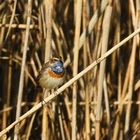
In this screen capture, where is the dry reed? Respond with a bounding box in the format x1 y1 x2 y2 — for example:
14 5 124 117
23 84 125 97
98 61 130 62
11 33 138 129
0 0 139 140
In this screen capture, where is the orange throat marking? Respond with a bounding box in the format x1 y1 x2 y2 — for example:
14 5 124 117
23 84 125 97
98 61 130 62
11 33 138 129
48 69 64 78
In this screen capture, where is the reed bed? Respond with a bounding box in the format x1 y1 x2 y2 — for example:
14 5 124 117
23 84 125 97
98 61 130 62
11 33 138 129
0 0 140 140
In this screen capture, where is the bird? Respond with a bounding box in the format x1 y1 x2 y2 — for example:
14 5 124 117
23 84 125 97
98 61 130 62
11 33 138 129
37 57 65 90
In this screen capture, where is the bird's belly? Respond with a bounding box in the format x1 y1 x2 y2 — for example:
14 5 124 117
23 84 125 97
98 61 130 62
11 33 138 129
39 74 64 90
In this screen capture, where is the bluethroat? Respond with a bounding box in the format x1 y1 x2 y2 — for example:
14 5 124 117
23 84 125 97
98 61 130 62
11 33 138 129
37 57 65 90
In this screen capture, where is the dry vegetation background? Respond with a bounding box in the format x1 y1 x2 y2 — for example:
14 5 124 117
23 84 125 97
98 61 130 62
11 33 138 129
0 0 140 140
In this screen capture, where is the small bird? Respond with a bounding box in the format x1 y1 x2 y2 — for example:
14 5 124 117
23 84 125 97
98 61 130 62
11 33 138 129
37 57 65 90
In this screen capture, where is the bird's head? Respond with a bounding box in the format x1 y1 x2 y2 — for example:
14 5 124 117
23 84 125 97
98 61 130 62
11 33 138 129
50 58 65 74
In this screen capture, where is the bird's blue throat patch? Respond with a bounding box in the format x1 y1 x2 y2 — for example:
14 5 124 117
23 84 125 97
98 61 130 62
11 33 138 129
51 61 64 74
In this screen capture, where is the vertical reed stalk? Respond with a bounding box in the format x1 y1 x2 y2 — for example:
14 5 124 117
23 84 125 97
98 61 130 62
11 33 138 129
14 1 32 139
95 3 112 140
124 0 138 138
42 0 53 139
82 0 90 139
72 0 82 139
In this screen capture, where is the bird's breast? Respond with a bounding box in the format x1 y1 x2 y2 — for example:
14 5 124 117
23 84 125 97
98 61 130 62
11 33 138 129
47 68 65 78
38 68 65 89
